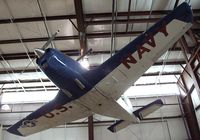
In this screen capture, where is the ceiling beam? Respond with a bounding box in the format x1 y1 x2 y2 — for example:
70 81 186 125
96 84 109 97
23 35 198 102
0 47 189 61
74 0 87 55
0 31 143 44
85 16 200 25
0 9 199 24
86 18 161 25
0 29 199 45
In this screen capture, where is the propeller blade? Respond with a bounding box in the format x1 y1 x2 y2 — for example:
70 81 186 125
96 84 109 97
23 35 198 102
42 30 60 50
76 48 92 61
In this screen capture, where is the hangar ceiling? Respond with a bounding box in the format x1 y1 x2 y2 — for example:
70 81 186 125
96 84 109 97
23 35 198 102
0 0 199 121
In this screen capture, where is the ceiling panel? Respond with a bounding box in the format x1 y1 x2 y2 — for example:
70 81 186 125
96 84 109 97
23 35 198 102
55 40 80 50
42 0 75 16
191 0 200 9
0 59 37 70
0 24 19 40
0 43 26 54
6 0 41 18
16 22 47 38
0 0 11 19
88 38 111 51
47 19 78 36
83 0 112 13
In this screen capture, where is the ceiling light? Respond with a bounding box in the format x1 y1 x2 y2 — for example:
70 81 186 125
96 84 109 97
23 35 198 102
80 57 89 69
1 104 10 111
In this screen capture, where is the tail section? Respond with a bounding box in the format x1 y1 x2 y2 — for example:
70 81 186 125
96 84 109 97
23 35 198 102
108 99 163 133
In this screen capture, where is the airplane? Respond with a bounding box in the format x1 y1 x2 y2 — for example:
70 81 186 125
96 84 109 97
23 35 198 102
7 2 193 136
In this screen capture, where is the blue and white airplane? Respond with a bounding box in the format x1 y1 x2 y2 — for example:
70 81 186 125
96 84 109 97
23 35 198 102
7 2 193 136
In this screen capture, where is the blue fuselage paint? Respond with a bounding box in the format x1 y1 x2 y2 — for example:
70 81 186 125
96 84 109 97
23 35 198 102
36 49 93 99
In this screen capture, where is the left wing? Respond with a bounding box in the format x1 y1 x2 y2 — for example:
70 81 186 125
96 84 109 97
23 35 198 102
7 91 91 136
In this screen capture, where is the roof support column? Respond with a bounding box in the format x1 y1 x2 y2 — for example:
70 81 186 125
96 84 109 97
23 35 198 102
74 0 87 55
177 34 200 139
88 116 94 140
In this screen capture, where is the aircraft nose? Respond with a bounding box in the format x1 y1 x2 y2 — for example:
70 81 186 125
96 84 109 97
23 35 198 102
34 49 45 58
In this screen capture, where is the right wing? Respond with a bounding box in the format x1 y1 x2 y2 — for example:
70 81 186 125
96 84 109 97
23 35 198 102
7 90 92 136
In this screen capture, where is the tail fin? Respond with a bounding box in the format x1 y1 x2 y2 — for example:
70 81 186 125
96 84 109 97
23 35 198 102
107 99 163 133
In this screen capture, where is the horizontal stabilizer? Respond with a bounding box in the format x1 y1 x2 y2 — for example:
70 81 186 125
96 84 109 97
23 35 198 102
107 99 163 133
107 120 132 133
133 99 163 120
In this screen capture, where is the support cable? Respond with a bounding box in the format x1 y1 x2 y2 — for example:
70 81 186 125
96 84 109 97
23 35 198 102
146 0 154 30
3 0 47 92
110 0 118 56
0 53 25 92
36 0 56 49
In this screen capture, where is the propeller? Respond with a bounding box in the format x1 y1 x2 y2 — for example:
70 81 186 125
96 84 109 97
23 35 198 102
34 30 60 58
21 30 60 74
21 30 92 74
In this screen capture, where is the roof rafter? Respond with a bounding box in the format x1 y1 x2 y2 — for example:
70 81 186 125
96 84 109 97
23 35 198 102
74 0 87 54
0 48 190 61
0 29 199 45
0 9 199 24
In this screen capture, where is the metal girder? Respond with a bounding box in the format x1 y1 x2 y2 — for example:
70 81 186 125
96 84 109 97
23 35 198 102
0 9 199 24
0 31 141 44
143 71 181 76
74 0 87 55
153 60 186 65
0 48 191 61
86 18 161 25
85 16 200 25
125 0 132 32
177 32 200 139
0 29 200 45
88 116 94 140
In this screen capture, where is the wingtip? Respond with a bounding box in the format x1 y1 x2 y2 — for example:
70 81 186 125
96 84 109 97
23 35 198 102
7 125 23 136
107 126 116 133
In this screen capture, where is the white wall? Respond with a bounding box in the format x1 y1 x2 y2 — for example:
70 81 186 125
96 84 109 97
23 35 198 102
95 119 188 140
2 118 188 140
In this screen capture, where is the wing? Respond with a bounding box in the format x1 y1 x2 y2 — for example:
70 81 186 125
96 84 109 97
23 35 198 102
7 90 91 136
95 7 192 100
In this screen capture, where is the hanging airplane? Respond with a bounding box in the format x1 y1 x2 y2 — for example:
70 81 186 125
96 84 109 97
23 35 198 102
7 2 193 136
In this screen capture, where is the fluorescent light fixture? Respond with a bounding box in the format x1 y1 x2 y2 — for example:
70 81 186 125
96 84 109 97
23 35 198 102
1 104 10 111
